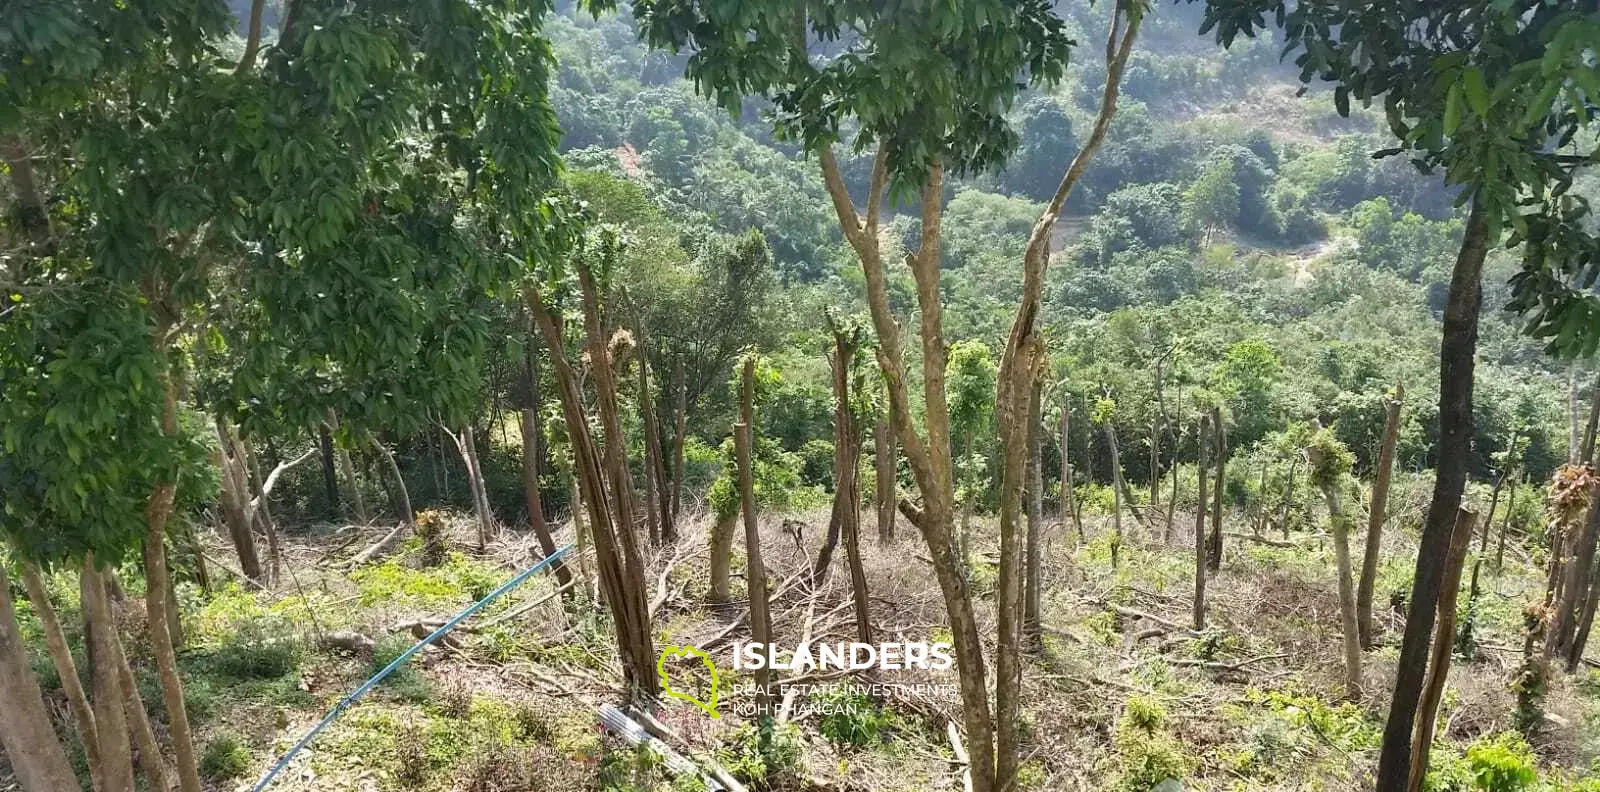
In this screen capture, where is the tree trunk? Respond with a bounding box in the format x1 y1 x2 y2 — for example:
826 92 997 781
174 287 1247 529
1194 414 1210 631
1554 490 1600 660
1583 378 1600 464
815 329 863 582
1062 405 1081 545
1024 376 1044 650
325 411 368 524
1279 456 1299 539
1375 197 1490 792
82 560 137 792
144 368 204 792
112 630 167 792
369 432 415 525
0 561 81 792
737 358 775 715
449 425 496 551
1570 367 1583 465
1166 421 1182 544
1207 408 1226 572
1404 507 1477 792
528 282 656 696
1 134 52 253
570 475 596 601
215 419 264 584
1322 482 1364 701
1105 421 1125 568
671 358 688 520
516 340 571 588
1496 473 1518 573
636 321 675 544
821 149 995 792
318 422 340 514
1358 384 1404 650
1566 554 1600 672
708 512 738 603
20 564 102 785
876 418 897 544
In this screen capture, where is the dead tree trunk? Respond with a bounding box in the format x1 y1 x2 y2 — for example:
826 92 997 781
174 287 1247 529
1061 405 1081 544
1554 490 1600 661
1404 508 1477 792
447 425 495 551
737 358 776 716
816 326 866 586
518 345 572 589
1322 476 1364 701
708 509 738 603
528 281 656 697
1207 407 1226 572
1376 197 1490 792
876 417 897 544
1358 384 1404 650
0 561 81 792
1193 414 1211 631
1105 421 1127 567
635 320 675 544
1024 376 1044 649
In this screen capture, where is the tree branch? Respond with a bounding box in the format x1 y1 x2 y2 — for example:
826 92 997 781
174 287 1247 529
234 0 267 75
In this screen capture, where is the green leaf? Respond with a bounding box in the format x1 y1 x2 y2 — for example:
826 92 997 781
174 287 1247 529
1463 67 1488 117
1443 82 1464 136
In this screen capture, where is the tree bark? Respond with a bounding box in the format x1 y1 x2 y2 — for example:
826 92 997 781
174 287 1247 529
1024 376 1044 649
1375 196 1490 792
737 358 775 715
328 411 369 524
369 432 415 525
1 134 52 253
517 338 571 588
1322 481 1364 701
215 419 264 584
0 561 81 792
1554 489 1600 661
143 367 204 792
1358 384 1404 650
234 0 266 73
20 564 102 785
82 560 137 792
528 282 656 696
1194 414 1210 631
1279 456 1299 539
1061 405 1082 544
112 631 167 792
671 358 688 520
1583 378 1600 464
636 319 676 543
1105 421 1126 568
875 418 897 544
318 422 340 514
1207 408 1226 572
1496 472 1518 573
448 425 495 550
708 512 738 603
1404 508 1477 792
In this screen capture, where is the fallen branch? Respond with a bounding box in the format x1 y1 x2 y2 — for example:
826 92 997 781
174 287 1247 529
343 522 409 568
1222 531 1300 549
319 631 376 654
946 720 974 792
1167 652 1288 672
473 577 579 632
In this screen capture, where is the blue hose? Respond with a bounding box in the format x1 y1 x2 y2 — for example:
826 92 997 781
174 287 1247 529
250 543 575 792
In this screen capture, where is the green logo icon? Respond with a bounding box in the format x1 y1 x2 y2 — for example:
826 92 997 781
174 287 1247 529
658 644 720 718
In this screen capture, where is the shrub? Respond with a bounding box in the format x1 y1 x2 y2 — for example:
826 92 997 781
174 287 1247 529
373 634 431 703
816 686 892 748
199 734 251 781
1115 696 1192 792
1465 733 1537 791
717 721 803 786
211 627 299 681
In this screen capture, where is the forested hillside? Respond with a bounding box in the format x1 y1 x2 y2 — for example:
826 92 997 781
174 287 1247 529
2 2 1599 792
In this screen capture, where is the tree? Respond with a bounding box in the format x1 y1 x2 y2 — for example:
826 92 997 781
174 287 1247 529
621 2 1147 789
1195 4 1600 782
1183 155 1240 244
1358 384 1405 650
1306 425 1362 700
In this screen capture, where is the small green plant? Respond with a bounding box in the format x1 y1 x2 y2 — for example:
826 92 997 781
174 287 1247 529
717 721 803 787
513 699 555 744
199 733 251 781
1114 696 1192 792
373 634 431 703
210 625 299 681
437 677 473 719
816 686 892 748
1465 732 1538 791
